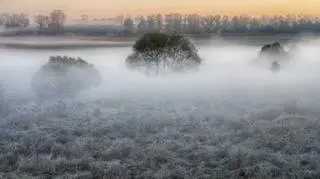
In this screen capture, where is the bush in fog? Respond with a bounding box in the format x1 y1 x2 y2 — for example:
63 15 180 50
31 56 102 98
259 42 292 62
126 32 202 75
255 42 293 71
259 42 287 58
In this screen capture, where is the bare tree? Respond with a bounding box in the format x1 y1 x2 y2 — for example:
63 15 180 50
146 15 156 32
165 13 183 33
116 15 124 24
123 17 134 34
202 15 215 33
155 14 163 31
186 14 202 33
136 16 147 33
0 13 9 25
49 10 66 32
3 13 29 28
35 15 49 29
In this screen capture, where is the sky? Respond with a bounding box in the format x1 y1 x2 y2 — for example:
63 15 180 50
1 0 320 18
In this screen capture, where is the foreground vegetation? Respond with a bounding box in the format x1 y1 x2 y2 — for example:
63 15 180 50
0 90 319 178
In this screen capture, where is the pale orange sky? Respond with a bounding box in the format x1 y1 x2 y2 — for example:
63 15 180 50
1 0 320 18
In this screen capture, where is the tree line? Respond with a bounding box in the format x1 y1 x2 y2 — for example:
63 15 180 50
0 10 66 32
123 14 320 35
2 11 320 35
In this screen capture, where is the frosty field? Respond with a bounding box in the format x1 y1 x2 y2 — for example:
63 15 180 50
1 39 320 179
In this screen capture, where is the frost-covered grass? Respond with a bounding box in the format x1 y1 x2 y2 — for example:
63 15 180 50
1 42 320 178
1 89 320 179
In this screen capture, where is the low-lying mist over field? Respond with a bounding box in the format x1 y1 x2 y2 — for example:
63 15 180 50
1 38 320 178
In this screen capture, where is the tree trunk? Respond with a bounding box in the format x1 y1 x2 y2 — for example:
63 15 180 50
156 60 160 76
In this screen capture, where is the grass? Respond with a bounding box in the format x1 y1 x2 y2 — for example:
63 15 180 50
0 90 319 179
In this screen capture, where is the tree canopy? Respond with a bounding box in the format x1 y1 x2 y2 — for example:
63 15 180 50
252 42 295 71
48 10 66 33
35 15 49 29
31 56 102 98
259 42 290 60
126 32 202 75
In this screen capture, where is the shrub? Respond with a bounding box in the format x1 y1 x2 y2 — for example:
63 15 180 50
126 32 202 75
31 56 102 98
259 42 288 59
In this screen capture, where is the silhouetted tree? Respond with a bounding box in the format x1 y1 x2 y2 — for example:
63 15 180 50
186 14 202 33
3 13 29 28
110 13 320 34
0 13 9 25
49 10 66 32
202 15 215 33
35 15 49 29
155 14 163 31
123 17 134 34
126 32 202 75
136 16 147 33
165 13 183 33
146 15 156 32
249 18 261 31
221 15 230 31
116 15 124 24
260 42 286 57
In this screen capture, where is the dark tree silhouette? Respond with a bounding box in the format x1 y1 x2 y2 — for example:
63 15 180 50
35 15 49 29
126 32 202 75
202 15 215 33
31 56 102 98
136 16 147 33
49 10 66 32
0 13 9 26
254 42 293 71
121 13 320 35
155 14 163 31
259 42 287 58
146 15 156 32
123 17 134 34
3 13 29 28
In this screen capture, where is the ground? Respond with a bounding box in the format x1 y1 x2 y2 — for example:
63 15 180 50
1 85 320 179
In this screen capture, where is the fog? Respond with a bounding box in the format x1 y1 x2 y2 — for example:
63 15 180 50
1 40 320 178
2 40 320 102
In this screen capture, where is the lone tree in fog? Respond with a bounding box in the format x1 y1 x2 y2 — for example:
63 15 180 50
126 32 202 75
31 56 102 98
49 10 66 32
